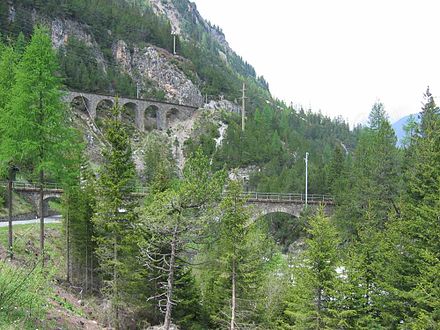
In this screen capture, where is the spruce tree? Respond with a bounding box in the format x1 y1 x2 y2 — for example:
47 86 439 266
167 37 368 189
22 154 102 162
340 207 394 329
387 88 440 326
139 150 224 330
199 180 276 329
92 99 138 329
336 102 400 242
282 208 341 329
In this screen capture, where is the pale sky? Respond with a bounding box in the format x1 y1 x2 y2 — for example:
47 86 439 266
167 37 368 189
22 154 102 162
192 0 440 125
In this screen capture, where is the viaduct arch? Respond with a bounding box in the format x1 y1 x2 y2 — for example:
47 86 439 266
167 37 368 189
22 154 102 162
65 91 199 132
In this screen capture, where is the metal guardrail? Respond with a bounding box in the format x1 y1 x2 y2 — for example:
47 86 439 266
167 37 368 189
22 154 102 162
0 181 334 204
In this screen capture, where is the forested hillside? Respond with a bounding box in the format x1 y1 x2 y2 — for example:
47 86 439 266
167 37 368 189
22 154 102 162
0 1 439 329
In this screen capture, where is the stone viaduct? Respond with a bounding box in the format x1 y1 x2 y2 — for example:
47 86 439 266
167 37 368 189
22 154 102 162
3 182 334 219
65 91 199 131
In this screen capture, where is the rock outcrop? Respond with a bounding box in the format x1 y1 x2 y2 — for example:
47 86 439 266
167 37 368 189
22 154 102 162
205 99 241 114
113 40 204 106
51 18 107 70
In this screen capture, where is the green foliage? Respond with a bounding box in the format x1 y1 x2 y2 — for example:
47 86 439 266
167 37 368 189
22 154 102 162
0 261 47 328
384 88 440 326
62 163 97 289
139 150 225 327
281 208 341 329
173 265 210 330
213 106 356 195
198 180 277 329
1 26 79 181
142 133 176 190
335 103 400 242
92 100 140 326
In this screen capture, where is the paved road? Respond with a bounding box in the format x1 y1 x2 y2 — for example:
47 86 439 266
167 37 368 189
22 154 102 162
0 215 62 227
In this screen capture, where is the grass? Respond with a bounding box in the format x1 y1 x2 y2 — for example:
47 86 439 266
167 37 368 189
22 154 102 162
0 259 48 329
0 222 85 329
0 223 65 278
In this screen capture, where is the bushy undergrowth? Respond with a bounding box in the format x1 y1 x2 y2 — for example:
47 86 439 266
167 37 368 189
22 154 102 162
0 260 47 328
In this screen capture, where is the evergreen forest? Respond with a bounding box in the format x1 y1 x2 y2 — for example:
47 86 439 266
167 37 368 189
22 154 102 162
0 3 439 330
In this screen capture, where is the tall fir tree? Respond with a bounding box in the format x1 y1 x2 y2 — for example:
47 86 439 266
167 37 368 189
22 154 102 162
92 99 139 329
0 26 77 262
199 179 275 329
387 88 440 327
336 102 400 242
281 208 341 329
139 150 225 330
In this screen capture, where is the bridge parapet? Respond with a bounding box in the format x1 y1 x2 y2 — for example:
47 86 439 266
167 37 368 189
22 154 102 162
242 192 334 205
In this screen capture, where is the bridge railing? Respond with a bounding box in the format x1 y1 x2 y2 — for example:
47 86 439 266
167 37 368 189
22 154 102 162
0 181 334 203
0 181 64 191
241 191 334 203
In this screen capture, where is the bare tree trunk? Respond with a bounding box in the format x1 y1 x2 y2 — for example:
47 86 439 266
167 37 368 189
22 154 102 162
164 225 178 330
90 249 94 291
40 170 45 267
66 202 71 282
114 236 119 330
230 258 236 330
85 237 89 291
7 169 13 260
317 286 323 329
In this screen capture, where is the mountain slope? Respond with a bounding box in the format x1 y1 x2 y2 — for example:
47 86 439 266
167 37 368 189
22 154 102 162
1 0 359 195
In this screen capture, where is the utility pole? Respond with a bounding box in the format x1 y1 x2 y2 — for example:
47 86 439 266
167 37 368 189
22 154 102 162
172 32 177 55
305 152 309 206
136 82 140 99
241 83 246 131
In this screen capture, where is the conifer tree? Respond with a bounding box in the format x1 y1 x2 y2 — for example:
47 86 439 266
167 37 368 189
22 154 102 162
340 207 395 328
199 180 275 329
92 99 138 329
0 42 19 259
139 150 224 330
1 26 77 263
336 102 400 242
387 88 440 326
282 208 341 329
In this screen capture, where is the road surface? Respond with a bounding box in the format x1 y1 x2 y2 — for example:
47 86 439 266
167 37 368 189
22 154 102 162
0 215 62 227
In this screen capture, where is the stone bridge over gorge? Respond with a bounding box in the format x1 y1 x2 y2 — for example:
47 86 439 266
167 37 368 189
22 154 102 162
243 192 334 220
65 91 200 131
3 182 334 219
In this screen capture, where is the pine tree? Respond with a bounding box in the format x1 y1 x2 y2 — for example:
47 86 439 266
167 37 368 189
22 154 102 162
199 180 275 329
139 150 225 330
282 208 341 329
336 102 400 242
92 99 138 329
387 88 440 326
0 42 19 259
0 26 77 263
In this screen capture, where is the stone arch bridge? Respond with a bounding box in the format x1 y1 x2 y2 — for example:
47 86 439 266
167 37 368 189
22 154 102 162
2 181 63 217
65 91 199 131
3 182 334 219
242 192 334 220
